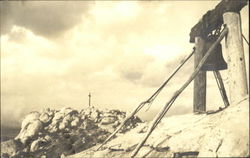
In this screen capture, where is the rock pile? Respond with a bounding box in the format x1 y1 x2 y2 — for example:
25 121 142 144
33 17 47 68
1 107 142 158
66 97 249 158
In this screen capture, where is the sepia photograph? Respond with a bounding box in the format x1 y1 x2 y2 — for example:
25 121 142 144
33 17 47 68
1 0 249 157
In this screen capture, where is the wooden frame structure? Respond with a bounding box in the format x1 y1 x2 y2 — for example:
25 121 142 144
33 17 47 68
97 1 249 157
191 0 248 112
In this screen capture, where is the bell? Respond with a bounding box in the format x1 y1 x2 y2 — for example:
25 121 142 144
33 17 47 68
201 35 228 71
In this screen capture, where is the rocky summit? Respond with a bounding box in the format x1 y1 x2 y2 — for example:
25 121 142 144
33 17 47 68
1 106 142 158
1 96 249 158
67 96 249 158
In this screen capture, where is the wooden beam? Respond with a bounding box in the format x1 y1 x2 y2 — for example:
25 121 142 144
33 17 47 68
96 49 195 151
213 70 229 107
193 37 206 112
223 12 248 103
189 0 248 43
131 26 228 158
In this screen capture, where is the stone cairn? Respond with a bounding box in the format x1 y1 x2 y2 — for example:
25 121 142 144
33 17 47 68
1 107 142 158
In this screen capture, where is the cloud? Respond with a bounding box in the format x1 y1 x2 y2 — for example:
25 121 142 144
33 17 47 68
114 52 155 83
1 1 248 128
121 71 143 82
0 1 92 38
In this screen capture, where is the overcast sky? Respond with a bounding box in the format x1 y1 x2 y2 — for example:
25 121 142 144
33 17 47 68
1 1 249 127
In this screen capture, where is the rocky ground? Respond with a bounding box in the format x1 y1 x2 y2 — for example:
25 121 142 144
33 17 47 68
67 96 249 158
1 96 249 158
1 106 142 158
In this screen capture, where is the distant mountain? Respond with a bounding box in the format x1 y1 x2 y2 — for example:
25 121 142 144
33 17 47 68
1 125 20 142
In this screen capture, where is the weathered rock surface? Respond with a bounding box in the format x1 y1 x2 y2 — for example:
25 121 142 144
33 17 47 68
1 139 23 158
67 96 249 158
1 106 142 158
2 97 248 158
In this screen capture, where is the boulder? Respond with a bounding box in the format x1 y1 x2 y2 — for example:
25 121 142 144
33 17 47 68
90 110 99 120
15 120 43 145
71 117 80 127
59 123 67 130
20 112 40 130
100 116 117 125
41 108 54 117
30 139 40 152
39 113 52 124
47 124 58 133
30 137 50 152
53 112 64 122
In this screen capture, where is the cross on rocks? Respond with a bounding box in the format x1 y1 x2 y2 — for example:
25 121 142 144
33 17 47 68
88 93 91 107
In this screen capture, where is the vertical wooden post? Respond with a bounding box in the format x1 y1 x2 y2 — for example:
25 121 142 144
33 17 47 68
193 37 207 112
223 12 248 103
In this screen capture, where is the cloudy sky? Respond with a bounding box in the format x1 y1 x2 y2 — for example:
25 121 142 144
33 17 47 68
1 1 249 128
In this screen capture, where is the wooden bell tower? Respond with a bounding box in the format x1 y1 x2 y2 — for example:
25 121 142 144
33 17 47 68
190 0 248 112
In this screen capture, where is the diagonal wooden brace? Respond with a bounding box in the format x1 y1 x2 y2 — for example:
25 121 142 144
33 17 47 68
130 26 228 158
96 48 195 151
213 70 230 107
